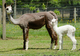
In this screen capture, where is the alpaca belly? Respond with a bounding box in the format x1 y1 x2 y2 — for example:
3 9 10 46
29 24 45 29
62 31 67 35
29 20 45 29
61 29 68 35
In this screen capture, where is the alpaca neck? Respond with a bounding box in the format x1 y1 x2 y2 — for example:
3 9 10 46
8 14 19 25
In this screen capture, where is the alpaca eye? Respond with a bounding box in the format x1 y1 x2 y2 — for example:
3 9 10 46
6 8 8 10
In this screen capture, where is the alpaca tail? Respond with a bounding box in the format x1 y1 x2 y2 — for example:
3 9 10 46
48 11 58 19
73 27 76 32
72 27 76 36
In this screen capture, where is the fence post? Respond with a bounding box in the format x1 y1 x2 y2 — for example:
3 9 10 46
14 0 16 19
2 0 6 40
62 10 64 18
61 37 63 50
0 8 1 24
74 7 76 24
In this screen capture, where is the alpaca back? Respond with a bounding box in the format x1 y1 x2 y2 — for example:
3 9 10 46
56 25 76 35
51 19 76 35
66 25 76 32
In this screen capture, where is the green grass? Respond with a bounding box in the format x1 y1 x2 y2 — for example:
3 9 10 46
0 22 80 56
0 37 80 56
0 22 80 39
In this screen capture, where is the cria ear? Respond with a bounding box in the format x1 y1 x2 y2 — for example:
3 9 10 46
4 3 6 8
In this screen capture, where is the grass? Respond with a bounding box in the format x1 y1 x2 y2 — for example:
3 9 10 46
2 22 80 38
0 22 80 56
0 37 80 56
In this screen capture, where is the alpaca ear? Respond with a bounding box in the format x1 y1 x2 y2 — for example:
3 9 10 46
11 3 14 6
4 3 6 8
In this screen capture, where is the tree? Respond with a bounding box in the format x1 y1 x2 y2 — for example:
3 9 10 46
59 0 80 20
49 0 61 7
0 0 2 6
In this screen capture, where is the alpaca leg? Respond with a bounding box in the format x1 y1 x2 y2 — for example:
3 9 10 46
54 33 58 49
50 38 53 49
70 37 76 50
54 45 57 49
23 39 29 50
25 39 29 50
67 32 77 50
46 24 57 49
23 28 29 50
72 38 76 50
59 35 63 50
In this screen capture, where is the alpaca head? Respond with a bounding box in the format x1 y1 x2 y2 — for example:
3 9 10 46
4 3 13 14
52 18 58 26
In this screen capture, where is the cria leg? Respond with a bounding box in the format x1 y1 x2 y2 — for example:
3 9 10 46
59 35 63 50
67 32 77 50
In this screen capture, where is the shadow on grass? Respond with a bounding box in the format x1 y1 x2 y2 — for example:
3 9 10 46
0 48 23 53
0 49 15 52
29 48 49 50
0 48 70 53
13 47 49 50
0 48 49 52
0 51 9 52
13 48 23 50
13 47 68 50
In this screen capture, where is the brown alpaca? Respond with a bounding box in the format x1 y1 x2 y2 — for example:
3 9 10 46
4 3 58 50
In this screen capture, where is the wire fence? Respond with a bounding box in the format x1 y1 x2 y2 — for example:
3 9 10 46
13 7 80 21
0 7 80 39
0 6 80 22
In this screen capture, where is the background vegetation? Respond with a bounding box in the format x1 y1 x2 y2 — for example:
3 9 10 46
1 0 80 8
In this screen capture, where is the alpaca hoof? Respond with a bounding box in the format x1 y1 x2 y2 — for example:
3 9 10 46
54 48 56 49
49 48 53 49
54 46 57 49
71 47 76 50
23 48 28 50
71 49 75 50
25 49 28 50
59 48 62 50
25 48 28 50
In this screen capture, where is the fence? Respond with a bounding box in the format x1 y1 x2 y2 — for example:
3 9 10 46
0 6 79 22
0 7 80 39
12 7 80 22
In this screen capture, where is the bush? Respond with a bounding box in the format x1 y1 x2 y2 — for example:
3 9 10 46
54 9 60 15
42 3 46 10
29 6 36 11
36 8 40 13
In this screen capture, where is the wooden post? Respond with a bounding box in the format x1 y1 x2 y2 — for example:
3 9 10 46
0 8 1 24
14 0 16 19
2 0 6 40
61 37 63 50
62 10 64 18
74 7 76 24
